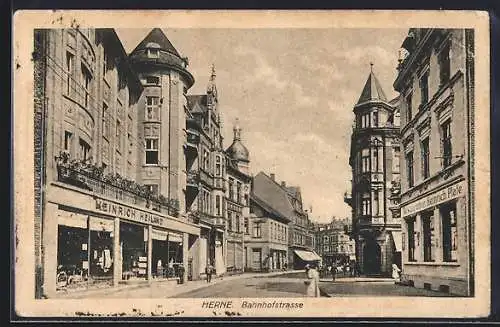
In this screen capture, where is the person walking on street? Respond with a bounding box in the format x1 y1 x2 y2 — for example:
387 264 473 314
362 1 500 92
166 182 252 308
205 262 213 283
178 264 185 284
331 262 337 282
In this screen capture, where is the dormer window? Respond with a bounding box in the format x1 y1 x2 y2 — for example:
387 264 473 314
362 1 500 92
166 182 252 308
145 42 160 59
147 48 159 58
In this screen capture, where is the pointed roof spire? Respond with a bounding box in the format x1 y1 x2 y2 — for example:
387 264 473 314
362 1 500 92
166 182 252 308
130 28 181 57
233 118 241 141
356 63 387 105
207 63 218 96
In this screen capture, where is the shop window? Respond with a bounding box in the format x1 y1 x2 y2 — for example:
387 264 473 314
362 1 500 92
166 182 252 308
441 120 452 168
66 51 74 96
406 150 414 188
361 149 370 173
79 138 91 161
406 91 413 123
407 218 416 261
438 43 451 86
253 222 262 238
145 96 160 121
419 70 429 107
145 138 159 164
244 217 249 234
442 202 458 262
421 137 430 179
422 211 435 262
64 131 73 152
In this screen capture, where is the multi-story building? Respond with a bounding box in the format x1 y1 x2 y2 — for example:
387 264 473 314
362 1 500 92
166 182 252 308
34 28 202 298
225 122 252 274
185 66 227 277
247 172 292 271
394 28 475 296
346 65 402 277
313 217 356 267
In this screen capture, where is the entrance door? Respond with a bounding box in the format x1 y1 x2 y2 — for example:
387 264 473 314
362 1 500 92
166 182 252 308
252 248 262 271
363 241 381 275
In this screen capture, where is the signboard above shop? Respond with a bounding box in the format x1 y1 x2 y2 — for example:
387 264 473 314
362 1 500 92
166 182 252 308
401 180 465 217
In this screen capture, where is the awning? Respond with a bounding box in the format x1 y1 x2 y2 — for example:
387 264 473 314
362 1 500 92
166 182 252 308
294 249 321 262
391 231 403 252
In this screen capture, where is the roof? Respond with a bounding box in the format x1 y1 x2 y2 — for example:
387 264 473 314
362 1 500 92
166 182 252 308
226 140 249 163
251 172 296 220
131 28 180 57
186 95 208 114
356 70 388 105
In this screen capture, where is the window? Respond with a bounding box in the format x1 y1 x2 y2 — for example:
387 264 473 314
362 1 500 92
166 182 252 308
393 147 400 172
228 212 233 231
145 138 159 164
145 184 159 196
215 195 221 216
421 138 430 179
102 103 109 139
419 71 429 106
361 113 370 128
253 222 262 238
438 43 451 86
81 64 92 107
441 120 452 168
215 155 222 177
361 149 370 173
203 149 210 170
79 138 91 161
442 202 458 262
373 190 379 216
66 51 74 95
237 182 242 203
373 148 379 172
373 111 379 127
64 131 72 151
244 194 249 206
228 178 234 201
145 76 160 85
422 211 435 262
244 217 249 234
102 50 107 78
236 215 241 233
406 91 413 122
147 48 159 58
362 196 371 216
406 151 414 188
116 120 122 153
145 96 160 121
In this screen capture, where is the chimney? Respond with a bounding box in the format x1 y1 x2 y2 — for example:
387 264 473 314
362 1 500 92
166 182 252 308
281 181 286 187
270 173 275 181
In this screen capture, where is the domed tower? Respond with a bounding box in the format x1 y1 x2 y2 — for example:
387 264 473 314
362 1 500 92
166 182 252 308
348 63 400 277
129 28 195 216
226 119 250 175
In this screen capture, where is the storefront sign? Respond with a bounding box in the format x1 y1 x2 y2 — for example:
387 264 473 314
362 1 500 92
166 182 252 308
401 181 465 217
95 199 166 228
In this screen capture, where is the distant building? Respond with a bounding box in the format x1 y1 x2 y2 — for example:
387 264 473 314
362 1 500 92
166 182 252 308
394 28 475 296
346 64 401 276
313 218 356 266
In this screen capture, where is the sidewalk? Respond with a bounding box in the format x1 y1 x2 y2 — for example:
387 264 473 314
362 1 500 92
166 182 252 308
52 270 302 299
319 277 396 283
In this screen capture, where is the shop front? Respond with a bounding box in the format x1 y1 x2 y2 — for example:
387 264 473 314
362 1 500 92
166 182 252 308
400 178 470 295
44 182 200 297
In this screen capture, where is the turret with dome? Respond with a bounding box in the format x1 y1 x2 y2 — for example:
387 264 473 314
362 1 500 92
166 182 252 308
226 119 250 175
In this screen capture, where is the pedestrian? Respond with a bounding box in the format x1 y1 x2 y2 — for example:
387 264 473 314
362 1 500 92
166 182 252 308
157 259 163 278
305 264 320 297
168 258 174 278
392 264 401 283
178 264 185 284
331 261 337 281
205 262 213 283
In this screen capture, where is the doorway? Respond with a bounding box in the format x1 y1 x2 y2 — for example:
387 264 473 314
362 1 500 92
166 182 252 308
363 241 381 275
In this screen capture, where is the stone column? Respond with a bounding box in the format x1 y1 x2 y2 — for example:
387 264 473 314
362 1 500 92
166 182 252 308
182 232 189 282
42 202 59 298
415 213 423 262
113 217 121 286
434 206 443 262
147 225 153 281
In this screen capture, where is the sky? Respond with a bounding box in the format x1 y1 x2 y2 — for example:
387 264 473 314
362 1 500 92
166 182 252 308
116 28 408 224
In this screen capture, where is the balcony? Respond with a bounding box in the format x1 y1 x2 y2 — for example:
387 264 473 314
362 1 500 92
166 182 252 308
187 169 199 188
191 210 225 228
185 129 200 159
358 215 385 228
55 154 180 217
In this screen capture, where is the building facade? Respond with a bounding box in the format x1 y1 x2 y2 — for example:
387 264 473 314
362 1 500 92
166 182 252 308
394 28 475 296
346 66 402 277
225 122 252 274
34 28 202 298
313 217 356 267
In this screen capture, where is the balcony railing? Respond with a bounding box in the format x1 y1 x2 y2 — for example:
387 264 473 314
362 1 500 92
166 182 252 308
56 161 179 217
190 210 225 227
